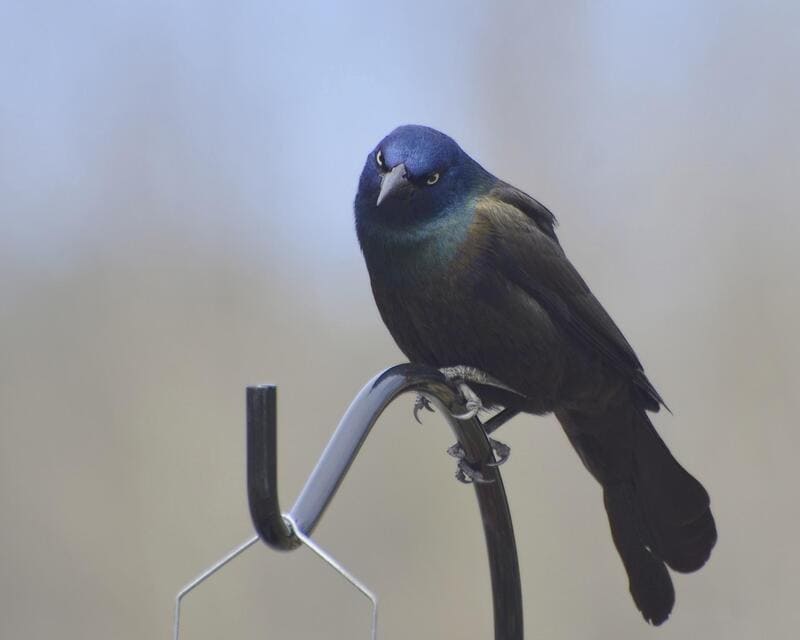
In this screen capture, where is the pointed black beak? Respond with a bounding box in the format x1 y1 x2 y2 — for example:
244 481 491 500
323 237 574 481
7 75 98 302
376 163 409 206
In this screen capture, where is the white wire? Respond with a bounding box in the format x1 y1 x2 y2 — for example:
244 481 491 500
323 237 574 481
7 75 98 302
173 535 259 640
283 514 378 640
172 521 378 640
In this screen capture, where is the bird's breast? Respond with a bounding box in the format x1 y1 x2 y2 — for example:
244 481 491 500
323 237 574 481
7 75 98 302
369 223 600 412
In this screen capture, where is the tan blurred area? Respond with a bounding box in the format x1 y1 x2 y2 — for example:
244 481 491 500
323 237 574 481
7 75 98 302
1 2 799 638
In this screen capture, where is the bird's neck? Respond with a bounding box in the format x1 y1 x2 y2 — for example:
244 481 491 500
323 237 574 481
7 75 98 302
358 201 475 286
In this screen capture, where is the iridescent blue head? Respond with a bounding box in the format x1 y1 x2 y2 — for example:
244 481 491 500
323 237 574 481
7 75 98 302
354 125 494 235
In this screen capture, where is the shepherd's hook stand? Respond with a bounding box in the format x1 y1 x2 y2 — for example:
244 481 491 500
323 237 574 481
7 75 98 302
174 363 523 639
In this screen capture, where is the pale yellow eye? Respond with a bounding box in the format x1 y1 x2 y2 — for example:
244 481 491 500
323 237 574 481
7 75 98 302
426 172 440 185
376 150 385 169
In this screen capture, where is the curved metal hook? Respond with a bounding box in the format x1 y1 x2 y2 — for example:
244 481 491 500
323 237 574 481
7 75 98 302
247 363 523 639
176 364 523 640
246 385 300 550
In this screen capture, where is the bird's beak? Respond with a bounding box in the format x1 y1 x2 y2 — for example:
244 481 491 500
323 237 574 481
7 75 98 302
376 163 409 206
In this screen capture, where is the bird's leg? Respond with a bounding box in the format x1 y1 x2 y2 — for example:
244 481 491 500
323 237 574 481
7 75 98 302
450 381 484 420
439 365 520 398
410 366 518 480
445 407 519 469
482 407 520 436
412 367 489 423
438 366 499 419
481 408 519 467
436 366 521 480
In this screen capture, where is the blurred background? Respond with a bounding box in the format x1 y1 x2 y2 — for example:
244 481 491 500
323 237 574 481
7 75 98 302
1 1 798 638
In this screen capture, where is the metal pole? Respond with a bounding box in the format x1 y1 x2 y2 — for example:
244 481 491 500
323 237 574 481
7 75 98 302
247 363 523 639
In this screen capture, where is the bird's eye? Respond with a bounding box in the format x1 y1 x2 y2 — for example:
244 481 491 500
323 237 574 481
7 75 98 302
376 150 385 170
426 172 440 185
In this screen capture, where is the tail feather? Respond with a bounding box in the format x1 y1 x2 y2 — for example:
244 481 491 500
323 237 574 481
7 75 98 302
633 416 717 573
557 403 716 624
604 483 674 625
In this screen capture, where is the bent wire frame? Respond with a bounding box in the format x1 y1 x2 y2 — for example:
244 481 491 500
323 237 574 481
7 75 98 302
174 363 523 640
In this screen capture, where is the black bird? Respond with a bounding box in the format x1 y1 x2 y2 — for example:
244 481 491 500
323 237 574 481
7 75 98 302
354 124 716 625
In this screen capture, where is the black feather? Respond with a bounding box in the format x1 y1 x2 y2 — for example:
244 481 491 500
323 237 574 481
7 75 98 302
354 125 715 624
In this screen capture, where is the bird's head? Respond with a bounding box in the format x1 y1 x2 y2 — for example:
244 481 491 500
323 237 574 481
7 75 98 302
354 125 492 233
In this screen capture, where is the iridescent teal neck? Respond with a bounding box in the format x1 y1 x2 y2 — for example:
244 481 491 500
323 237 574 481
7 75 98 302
358 193 480 285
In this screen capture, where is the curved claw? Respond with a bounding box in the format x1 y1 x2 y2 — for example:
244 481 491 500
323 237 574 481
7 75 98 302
455 466 472 484
450 403 481 421
446 442 465 459
413 393 435 424
485 438 511 467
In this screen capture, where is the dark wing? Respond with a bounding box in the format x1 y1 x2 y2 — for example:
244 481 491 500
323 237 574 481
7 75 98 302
490 182 560 242
475 185 665 411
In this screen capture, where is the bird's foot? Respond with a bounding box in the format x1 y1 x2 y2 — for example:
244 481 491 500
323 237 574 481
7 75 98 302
486 438 511 466
447 438 511 467
413 393 435 424
450 382 484 420
446 437 510 484
413 379 484 423
437 367 485 419
438 365 520 420
454 460 492 484
446 444 492 484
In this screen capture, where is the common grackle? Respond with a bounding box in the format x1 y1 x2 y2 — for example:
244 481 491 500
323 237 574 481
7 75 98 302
354 124 716 625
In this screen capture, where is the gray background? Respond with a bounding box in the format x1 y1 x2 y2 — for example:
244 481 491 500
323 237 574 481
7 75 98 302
2 1 798 638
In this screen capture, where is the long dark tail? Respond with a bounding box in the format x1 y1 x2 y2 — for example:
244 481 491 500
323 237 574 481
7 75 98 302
556 403 716 625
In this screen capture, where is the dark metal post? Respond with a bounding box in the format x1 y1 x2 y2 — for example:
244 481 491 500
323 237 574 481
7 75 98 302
246 386 299 550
